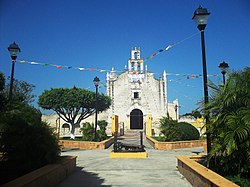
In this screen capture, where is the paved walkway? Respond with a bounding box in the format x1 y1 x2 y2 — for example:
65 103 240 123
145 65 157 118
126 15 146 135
58 139 204 187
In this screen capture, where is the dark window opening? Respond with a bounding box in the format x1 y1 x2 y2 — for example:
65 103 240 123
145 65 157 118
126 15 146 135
134 92 139 99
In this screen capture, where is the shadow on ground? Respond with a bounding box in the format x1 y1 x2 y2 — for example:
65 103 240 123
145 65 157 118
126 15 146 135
58 167 111 187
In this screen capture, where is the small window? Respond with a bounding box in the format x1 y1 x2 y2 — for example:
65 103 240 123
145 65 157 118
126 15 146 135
134 92 139 99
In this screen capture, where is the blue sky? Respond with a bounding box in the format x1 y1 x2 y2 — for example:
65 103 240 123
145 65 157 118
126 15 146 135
1 0 249 115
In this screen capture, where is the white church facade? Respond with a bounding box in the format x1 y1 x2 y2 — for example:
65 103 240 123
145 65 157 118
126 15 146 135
105 48 178 135
42 48 179 136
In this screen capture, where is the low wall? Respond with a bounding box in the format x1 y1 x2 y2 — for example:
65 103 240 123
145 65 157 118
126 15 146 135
146 136 205 150
2 156 77 187
60 136 114 150
177 156 239 187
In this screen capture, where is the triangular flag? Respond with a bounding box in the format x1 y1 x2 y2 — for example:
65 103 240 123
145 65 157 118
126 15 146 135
165 45 172 51
30 62 39 65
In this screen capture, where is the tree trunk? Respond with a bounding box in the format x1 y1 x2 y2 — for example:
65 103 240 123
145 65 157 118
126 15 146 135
69 123 75 139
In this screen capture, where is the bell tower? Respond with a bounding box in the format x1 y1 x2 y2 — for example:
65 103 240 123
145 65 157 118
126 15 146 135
128 47 144 72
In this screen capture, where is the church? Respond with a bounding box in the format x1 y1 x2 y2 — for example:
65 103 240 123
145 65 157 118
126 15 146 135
104 47 178 135
42 48 179 136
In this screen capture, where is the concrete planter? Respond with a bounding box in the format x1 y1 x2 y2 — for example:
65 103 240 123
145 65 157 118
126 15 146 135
59 136 114 150
2 156 77 187
146 136 206 150
176 156 239 187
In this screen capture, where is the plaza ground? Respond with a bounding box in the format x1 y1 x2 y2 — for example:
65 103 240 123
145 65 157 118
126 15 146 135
58 139 204 187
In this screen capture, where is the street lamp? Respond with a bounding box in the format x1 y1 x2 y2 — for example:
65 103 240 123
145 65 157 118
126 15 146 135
218 61 229 85
192 6 211 153
174 104 178 121
8 42 21 101
93 76 100 141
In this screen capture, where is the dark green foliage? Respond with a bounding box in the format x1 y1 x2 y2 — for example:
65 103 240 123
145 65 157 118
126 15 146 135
226 176 250 187
181 109 202 119
97 120 108 141
0 116 60 167
159 116 179 141
81 120 108 142
0 73 7 112
159 115 200 141
0 73 61 184
0 72 5 91
205 67 250 179
4 78 36 104
176 122 200 140
38 87 111 139
81 122 95 141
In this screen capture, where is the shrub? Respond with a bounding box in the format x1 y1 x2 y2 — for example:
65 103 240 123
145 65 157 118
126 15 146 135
175 122 200 140
0 73 61 184
81 122 95 141
97 120 108 141
0 105 61 184
81 120 108 142
159 116 200 141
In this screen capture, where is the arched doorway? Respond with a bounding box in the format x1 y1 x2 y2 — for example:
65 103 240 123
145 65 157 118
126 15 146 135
130 109 143 129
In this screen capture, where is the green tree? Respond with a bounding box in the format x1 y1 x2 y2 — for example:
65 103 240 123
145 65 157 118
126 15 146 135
38 87 111 139
181 109 202 119
0 73 7 111
0 73 60 184
206 67 250 178
4 78 36 104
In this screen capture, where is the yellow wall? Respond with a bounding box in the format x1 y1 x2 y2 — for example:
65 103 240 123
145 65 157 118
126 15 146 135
112 115 118 135
147 114 152 136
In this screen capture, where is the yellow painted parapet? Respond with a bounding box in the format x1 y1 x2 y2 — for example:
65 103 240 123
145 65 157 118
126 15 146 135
112 115 118 136
147 114 152 136
177 156 239 187
110 151 148 158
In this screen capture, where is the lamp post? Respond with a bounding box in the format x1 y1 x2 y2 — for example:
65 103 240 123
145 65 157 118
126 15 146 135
93 76 100 141
218 61 229 85
192 6 211 154
7 42 21 102
174 104 178 121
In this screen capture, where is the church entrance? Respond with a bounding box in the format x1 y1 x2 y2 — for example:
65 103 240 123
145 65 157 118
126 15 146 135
130 109 143 129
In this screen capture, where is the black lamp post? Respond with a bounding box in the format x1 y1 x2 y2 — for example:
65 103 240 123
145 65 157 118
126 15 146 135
174 104 178 121
93 76 100 141
218 61 229 85
192 6 211 154
8 42 21 102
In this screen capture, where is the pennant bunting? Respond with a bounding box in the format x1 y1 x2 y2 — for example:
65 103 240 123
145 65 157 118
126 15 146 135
165 45 172 51
30 62 39 65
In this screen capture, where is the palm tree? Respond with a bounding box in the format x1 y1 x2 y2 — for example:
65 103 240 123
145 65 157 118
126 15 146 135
206 67 250 177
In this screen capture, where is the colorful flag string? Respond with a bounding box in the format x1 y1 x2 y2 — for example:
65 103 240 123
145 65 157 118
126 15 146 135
143 32 200 62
